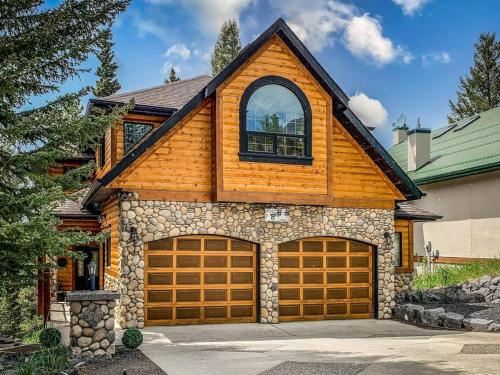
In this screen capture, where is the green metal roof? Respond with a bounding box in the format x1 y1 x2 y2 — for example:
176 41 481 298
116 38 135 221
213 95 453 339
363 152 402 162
389 106 500 185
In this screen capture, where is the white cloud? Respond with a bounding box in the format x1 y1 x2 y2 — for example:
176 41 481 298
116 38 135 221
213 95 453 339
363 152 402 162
344 14 413 66
162 62 181 76
145 0 255 34
349 92 388 128
422 51 451 66
272 0 354 52
164 44 191 60
392 0 429 16
271 0 412 66
133 17 168 42
194 49 211 63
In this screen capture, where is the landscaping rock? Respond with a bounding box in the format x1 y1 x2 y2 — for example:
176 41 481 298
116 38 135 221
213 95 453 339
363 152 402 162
463 318 494 331
421 308 445 327
487 323 500 332
395 304 425 324
479 275 492 286
438 312 464 329
491 277 500 285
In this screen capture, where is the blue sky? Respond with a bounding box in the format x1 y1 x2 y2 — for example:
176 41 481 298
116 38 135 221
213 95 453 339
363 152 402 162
46 0 499 147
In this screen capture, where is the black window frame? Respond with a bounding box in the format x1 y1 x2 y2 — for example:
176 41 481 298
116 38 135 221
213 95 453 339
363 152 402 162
239 75 313 165
392 232 403 267
99 136 106 168
124 121 154 154
104 233 111 268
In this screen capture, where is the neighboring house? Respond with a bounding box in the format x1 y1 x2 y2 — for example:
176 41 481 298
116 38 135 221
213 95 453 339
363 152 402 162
42 18 439 328
389 106 500 263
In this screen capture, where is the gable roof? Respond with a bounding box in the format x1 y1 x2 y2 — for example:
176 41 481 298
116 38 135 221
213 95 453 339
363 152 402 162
95 75 211 110
389 106 500 185
82 18 421 209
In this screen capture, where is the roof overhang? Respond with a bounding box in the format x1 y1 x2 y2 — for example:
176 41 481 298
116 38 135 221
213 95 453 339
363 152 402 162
88 99 176 117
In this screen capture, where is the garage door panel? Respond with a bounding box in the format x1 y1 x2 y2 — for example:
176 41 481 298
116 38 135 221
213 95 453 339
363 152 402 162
279 238 373 321
279 288 300 300
145 236 257 325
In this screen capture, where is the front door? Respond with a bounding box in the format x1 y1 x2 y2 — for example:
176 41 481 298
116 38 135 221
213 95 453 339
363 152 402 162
74 246 100 290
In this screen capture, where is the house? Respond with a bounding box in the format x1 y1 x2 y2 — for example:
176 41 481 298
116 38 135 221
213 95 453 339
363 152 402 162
44 18 439 328
389 106 500 263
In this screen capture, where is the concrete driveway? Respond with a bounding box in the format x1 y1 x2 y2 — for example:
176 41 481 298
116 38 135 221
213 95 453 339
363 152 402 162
140 320 500 375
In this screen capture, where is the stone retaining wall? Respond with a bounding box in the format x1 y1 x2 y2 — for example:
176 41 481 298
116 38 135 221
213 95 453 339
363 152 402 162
112 198 399 328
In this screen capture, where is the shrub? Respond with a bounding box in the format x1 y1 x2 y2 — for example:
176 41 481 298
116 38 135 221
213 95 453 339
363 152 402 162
414 259 500 290
16 345 70 375
39 328 62 348
122 328 143 349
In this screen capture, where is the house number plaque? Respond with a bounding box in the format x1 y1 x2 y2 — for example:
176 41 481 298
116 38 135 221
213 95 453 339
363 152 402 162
265 208 290 222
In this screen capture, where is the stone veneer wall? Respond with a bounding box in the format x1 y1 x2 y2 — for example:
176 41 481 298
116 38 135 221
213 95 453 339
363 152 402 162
394 272 413 295
115 198 398 328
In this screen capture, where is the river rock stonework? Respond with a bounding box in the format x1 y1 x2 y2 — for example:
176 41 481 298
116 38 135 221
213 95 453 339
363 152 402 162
115 198 399 328
67 291 120 359
395 272 413 294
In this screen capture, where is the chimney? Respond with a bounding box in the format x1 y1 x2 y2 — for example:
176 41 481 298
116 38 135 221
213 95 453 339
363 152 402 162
392 127 408 145
391 115 408 145
407 119 431 171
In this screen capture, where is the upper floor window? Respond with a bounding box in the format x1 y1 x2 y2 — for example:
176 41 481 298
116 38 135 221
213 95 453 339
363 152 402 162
124 122 153 153
239 76 312 165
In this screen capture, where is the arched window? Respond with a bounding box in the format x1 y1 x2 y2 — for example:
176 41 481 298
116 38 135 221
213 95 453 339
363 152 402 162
239 76 312 164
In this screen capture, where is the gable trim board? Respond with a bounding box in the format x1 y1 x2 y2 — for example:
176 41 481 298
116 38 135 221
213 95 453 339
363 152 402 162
82 18 421 209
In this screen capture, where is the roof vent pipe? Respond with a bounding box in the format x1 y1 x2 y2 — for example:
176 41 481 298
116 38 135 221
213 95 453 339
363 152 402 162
407 119 431 172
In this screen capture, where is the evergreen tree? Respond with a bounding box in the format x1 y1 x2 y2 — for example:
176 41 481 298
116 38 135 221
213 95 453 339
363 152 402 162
211 18 242 76
0 0 129 296
92 28 121 97
164 67 181 84
448 32 500 123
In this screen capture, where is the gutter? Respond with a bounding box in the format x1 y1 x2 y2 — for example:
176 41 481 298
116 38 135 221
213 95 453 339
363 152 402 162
81 180 103 210
88 99 176 117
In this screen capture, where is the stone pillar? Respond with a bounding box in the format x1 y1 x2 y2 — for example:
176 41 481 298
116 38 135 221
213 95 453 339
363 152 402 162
67 291 120 359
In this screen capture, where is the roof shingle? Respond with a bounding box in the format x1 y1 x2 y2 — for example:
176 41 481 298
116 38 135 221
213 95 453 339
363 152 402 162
99 75 211 109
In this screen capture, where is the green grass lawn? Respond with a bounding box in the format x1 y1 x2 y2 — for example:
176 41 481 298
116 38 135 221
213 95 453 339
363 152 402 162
413 259 500 290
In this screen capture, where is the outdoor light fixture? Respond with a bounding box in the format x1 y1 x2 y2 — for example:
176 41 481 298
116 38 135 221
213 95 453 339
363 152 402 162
87 260 97 291
383 231 391 245
130 226 138 243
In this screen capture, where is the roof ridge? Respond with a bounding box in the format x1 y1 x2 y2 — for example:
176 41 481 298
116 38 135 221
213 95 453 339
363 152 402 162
99 75 212 100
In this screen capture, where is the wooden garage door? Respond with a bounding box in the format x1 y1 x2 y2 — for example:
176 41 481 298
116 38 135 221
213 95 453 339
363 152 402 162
278 238 373 321
144 236 257 325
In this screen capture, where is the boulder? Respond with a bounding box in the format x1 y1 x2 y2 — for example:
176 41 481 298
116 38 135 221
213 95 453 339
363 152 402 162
487 323 500 332
463 318 494 332
491 276 500 285
477 287 490 297
395 304 424 324
421 308 445 327
479 275 492 286
438 312 464 329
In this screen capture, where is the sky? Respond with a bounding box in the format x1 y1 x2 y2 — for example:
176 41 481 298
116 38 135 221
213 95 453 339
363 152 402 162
45 0 499 147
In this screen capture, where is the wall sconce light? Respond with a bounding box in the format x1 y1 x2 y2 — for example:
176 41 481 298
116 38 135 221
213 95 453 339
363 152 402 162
130 226 138 243
87 261 97 291
383 231 391 245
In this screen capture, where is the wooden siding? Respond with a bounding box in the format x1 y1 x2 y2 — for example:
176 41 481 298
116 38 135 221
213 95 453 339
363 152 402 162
110 101 213 196
216 36 330 197
215 35 403 207
395 219 413 273
56 255 74 291
96 114 167 179
100 196 120 278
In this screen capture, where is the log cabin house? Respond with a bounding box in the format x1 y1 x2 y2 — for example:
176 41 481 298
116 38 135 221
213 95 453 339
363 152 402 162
44 18 439 327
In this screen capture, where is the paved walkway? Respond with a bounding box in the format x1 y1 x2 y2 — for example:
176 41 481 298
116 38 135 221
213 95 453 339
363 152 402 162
140 320 500 375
